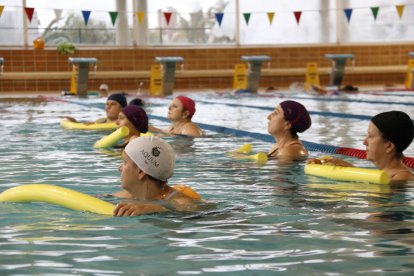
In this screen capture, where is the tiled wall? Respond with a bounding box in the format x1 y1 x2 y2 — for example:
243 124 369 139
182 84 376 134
0 44 413 93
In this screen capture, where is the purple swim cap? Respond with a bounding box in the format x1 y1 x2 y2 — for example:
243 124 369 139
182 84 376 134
122 105 148 133
280 100 311 134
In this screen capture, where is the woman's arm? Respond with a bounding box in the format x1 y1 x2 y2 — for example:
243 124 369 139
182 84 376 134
113 202 168 216
307 157 354 167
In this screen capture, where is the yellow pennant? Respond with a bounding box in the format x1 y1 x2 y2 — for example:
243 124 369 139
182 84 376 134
0 6 4 17
396 5 405 19
136 11 145 23
267 12 275 25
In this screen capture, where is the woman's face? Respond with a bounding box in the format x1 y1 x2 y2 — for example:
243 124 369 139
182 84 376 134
119 152 140 191
117 112 135 134
363 122 389 161
106 100 122 121
167 98 185 121
267 105 289 135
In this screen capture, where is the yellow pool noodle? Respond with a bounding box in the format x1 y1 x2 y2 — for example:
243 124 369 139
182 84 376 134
0 184 115 215
304 164 390 185
60 119 117 130
94 126 129 148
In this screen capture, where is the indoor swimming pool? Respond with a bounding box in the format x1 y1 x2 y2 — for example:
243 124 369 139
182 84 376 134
0 91 413 275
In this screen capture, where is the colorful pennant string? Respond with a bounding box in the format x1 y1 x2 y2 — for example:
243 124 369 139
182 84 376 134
82 10 91 25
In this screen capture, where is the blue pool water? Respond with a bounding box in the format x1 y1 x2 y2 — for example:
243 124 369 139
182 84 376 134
0 92 413 275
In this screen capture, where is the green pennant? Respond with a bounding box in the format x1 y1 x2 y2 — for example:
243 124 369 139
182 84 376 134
109 11 118 26
243 13 251 25
371 7 379 21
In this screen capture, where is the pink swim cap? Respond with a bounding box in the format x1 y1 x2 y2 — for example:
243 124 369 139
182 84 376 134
176 96 196 119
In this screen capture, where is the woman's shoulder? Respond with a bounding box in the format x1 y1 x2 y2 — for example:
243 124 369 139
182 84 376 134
392 169 414 182
182 122 203 137
280 141 307 156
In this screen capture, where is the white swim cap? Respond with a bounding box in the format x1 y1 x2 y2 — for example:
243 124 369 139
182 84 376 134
99 83 109 91
124 136 175 181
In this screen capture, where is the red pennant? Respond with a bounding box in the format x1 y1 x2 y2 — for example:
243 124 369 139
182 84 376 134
293 11 302 25
164 12 172 25
25 7 35 23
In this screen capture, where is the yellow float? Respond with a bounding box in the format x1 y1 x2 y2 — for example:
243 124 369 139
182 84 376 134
304 164 390 184
0 184 115 215
228 144 268 165
172 184 201 200
94 126 129 148
60 119 117 130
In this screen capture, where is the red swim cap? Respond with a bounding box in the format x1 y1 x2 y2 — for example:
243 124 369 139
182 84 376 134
176 96 196 119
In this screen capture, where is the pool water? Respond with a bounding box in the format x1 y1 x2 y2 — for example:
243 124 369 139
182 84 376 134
0 92 413 275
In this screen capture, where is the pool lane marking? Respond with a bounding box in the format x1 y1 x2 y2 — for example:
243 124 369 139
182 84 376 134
197 100 373 121
196 100 414 123
251 93 414 106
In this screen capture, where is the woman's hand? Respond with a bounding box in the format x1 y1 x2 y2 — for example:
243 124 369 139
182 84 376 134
307 157 354 167
113 202 168 216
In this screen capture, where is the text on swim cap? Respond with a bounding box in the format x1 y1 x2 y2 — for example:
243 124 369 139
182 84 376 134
141 149 159 168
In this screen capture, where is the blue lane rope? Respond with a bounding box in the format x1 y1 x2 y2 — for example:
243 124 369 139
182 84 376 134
267 94 414 106
148 114 341 153
196 100 373 121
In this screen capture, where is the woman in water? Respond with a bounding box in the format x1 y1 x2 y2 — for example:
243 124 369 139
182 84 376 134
116 105 149 146
267 100 312 160
151 96 203 137
309 111 414 182
113 136 199 216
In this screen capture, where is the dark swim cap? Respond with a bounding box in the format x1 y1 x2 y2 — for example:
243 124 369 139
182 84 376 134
280 100 312 133
129 98 145 107
371 111 414 153
122 105 148 133
108 93 127 107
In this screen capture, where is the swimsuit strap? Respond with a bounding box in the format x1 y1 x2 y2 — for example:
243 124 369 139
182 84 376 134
267 146 279 157
267 141 303 157
164 189 180 201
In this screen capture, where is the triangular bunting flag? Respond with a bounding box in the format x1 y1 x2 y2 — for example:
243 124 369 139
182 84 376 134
24 7 35 23
109 11 118 26
293 11 302 25
370 7 379 21
243 13 251 25
82 10 91 25
215 13 224 27
267 12 275 25
54 9 63 19
0 6 5 17
396 5 405 19
344 8 353 23
164 12 172 25
136 11 145 23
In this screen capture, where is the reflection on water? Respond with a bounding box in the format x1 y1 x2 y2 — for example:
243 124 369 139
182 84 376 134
0 95 413 274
